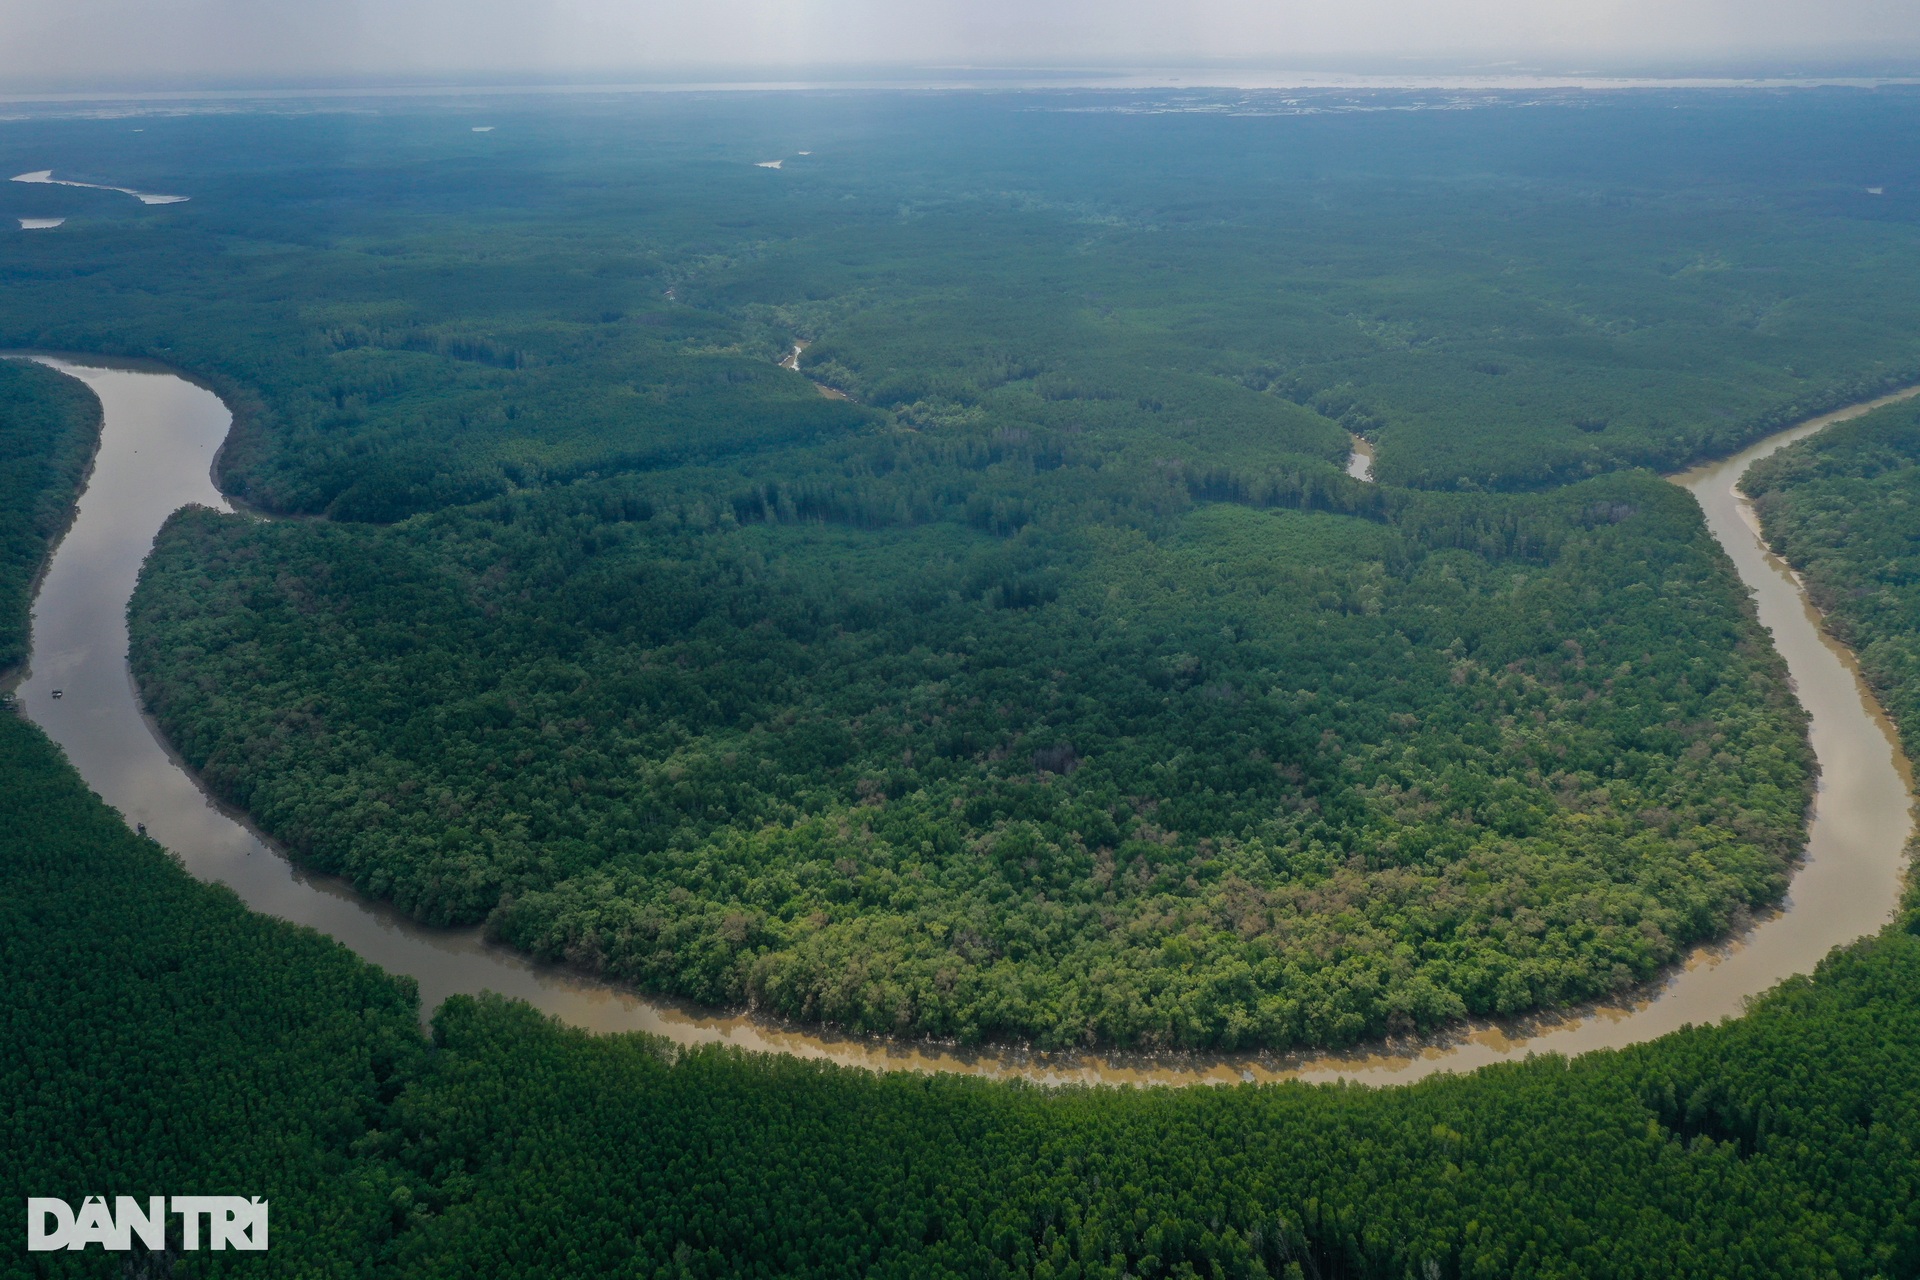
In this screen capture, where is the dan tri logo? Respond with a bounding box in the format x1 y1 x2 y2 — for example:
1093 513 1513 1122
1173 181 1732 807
26 1196 268 1252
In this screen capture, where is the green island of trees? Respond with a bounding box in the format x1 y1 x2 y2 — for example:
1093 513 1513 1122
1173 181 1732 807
129 466 1812 1049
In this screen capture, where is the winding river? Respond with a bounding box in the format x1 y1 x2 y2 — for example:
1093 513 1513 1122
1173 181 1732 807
13 354 1917 1086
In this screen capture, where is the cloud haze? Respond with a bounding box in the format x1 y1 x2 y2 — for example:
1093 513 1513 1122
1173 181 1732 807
4 0 1918 84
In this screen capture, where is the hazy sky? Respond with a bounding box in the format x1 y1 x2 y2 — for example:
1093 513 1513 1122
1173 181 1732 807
5 0 1919 85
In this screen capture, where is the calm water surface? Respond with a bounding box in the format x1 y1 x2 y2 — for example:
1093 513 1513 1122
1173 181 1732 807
15 355 1916 1085
1345 434 1375 482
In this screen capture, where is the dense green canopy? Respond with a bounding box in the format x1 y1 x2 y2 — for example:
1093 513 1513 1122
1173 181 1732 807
131 466 1811 1048
1745 394 1920 741
0 359 97 673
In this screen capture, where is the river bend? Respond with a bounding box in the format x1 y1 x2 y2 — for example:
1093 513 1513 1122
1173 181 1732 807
13 355 1916 1085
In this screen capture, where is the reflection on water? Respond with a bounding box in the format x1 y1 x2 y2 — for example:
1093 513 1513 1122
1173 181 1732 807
18 217 65 230
14 354 1916 1086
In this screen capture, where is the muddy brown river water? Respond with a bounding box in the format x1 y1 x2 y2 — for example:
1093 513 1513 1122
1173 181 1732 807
1345 434 1375 482
12 355 1916 1085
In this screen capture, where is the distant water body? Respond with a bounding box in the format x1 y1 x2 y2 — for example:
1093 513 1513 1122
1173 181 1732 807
0 71 1915 109
11 353 1915 1087
11 169 187 204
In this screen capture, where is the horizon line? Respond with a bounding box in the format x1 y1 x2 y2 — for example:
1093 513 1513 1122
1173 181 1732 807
6 62 1920 106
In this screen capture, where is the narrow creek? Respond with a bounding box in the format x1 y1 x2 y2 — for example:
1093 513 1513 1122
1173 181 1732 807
13 354 1916 1085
